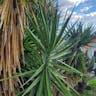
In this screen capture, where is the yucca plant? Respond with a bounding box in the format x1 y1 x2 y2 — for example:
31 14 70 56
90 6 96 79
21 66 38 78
64 22 96 72
0 0 59 95
21 1 83 96
63 22 96 93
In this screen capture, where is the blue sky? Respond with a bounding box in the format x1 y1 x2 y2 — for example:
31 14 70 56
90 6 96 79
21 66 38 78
58 0 96 24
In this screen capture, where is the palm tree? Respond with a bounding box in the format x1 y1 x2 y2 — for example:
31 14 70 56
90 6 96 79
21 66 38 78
0 0 26 95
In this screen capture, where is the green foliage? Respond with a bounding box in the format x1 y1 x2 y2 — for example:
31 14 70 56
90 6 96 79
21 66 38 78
0 0 95 96
0 0 3 3
21 1 82 96
63 22 96 74
87 78 96 86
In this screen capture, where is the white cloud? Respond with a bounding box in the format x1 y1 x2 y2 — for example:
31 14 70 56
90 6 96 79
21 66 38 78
68 0 79 3
70 13 83 22
58 0 86 13
80 6 92 12
71 12 96 24
64 11 96 24
76 12 96 24
67 0 86 5
59 0 73 9
86 12 96 17
68 0 86 3
58 0 96 25
58 0 74 16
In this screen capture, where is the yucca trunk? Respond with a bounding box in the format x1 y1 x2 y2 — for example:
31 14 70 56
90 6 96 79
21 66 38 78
0 0 25 95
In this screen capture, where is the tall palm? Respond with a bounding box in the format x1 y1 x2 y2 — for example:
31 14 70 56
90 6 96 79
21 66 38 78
0 0 26 95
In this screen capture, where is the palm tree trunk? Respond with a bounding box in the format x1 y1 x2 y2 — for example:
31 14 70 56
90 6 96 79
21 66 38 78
0 0 25 95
